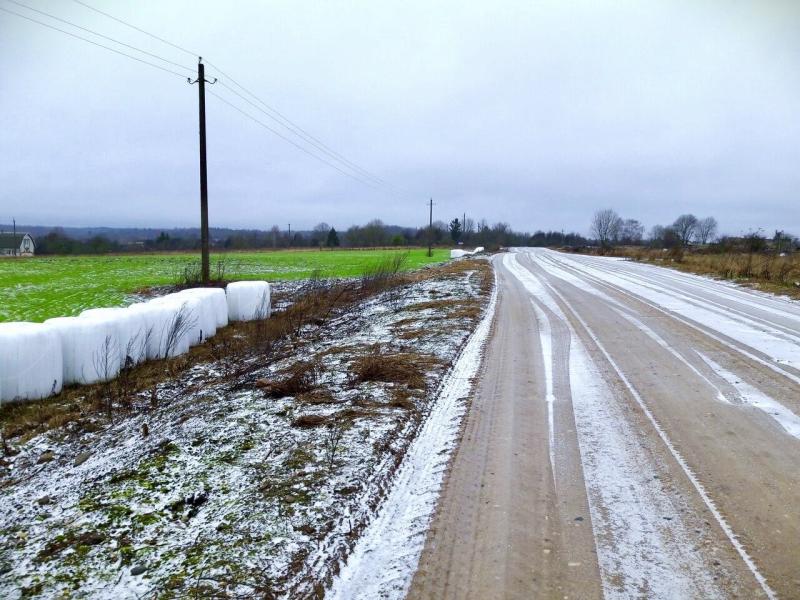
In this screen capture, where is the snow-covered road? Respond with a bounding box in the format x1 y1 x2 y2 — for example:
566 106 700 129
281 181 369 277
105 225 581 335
396 249 799 599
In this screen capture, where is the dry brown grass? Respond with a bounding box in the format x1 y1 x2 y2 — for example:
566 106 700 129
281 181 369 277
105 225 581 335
291 414 329 428
256 360 323 398
349 351 440 390
295 389 337 405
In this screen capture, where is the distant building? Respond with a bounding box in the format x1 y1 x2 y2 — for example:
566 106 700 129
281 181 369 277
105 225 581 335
0 232 35 256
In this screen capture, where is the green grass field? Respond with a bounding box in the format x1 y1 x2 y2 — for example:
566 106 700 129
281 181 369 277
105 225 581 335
0 248 448 323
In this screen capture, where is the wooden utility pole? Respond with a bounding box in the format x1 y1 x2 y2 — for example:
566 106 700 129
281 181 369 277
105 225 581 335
427 198 434 257
12 218 16 258
288 223 291 247
190 58 215 284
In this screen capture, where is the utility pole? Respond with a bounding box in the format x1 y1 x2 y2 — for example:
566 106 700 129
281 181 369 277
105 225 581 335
189 58 216 284
427 198 434 257
12 218 16 258
288 223 291 247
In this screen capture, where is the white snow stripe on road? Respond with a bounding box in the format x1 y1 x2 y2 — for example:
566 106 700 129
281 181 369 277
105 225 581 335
528 298 557 482
536 268 778 600
549 252 800 369
697 352 800 441
510 253 727 598
539 252 800 387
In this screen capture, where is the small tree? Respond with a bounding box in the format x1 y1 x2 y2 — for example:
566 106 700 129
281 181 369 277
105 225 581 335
619 219 644 244
449 218 462 243
590 209 622 248
326 227 340 247
672 214 699 246
311 222 330 247
695 217 718 245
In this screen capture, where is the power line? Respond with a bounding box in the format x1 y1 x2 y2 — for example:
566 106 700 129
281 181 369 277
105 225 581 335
5 0 194 74
211 69 406 194
70 0 198 59
0 6 189 79
67 0 414 198
218 79 387 188
214 80 404 195
208 89 388 192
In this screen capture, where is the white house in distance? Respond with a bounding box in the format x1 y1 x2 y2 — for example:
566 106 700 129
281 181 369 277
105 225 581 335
0 232 35 256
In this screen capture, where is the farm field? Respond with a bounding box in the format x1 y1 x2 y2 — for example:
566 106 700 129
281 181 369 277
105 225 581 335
0 248 448 322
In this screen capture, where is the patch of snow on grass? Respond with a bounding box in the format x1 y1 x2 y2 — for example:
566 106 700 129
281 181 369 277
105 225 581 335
326 270 498 600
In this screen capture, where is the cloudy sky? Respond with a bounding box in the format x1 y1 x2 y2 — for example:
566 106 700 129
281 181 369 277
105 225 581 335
1 0 798 236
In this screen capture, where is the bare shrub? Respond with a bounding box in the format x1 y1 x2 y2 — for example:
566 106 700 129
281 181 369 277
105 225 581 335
360 252 408 294
163 304 198 359
174 262 202 287
92 335 118 419
322 420 346 472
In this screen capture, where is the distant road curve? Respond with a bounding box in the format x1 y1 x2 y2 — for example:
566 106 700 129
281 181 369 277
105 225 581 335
408 248 800 599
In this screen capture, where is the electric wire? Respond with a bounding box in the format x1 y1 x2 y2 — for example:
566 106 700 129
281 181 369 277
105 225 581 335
215 79 404 194
70 0 198 59
5 0 194 74
67 0 413 197
211 69 404 193
0 5 189 79
208 89 390 192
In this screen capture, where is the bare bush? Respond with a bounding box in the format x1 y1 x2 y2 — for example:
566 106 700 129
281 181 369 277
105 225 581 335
163 304 198 358
322 420 346 472
92 334 118 419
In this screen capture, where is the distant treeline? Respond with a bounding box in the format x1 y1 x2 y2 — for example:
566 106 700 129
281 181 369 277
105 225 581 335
589 209 798 253
33 219 590 255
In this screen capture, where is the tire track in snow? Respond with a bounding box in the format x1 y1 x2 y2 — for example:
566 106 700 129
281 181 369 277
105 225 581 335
549 252 800 369
539 250 800 387
507 253 733 598
525 256 778 600
696 352 800 440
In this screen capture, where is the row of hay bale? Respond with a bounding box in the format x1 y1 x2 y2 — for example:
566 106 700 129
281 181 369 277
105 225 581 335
450 246 485 259
0 281 270 404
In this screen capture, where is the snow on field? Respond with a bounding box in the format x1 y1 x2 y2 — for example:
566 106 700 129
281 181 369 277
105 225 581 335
0 263 491 598
327 270 497 600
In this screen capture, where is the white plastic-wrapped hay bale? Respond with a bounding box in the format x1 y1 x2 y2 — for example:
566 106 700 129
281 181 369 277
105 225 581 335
0 322 63 403
79 307 147 369
175 288 227 339
149 293 203 352
44 316 119 385
209 288 228 328
473 246 485 254
226 281 271 322
128 302 173 360
450 249 469 259
188 288 228 329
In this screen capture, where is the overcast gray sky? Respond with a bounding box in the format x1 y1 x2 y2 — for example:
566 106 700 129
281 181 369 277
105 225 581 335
1 0 798 236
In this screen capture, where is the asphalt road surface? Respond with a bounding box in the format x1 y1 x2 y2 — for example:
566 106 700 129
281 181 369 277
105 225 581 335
408 248 800 600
